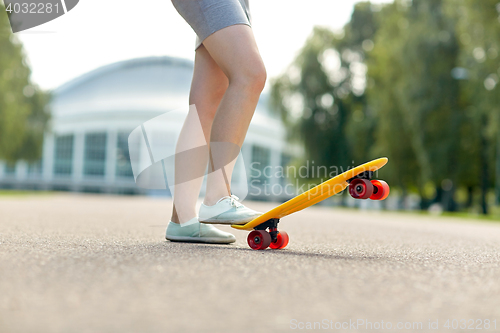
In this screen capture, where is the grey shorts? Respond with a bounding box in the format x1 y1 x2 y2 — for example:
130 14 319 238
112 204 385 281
171 0 251 50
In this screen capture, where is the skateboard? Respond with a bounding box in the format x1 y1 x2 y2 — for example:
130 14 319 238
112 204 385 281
232 157 390 250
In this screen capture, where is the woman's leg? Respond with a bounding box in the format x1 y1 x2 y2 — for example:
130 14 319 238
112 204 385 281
201 24 267 206
171 45 228 224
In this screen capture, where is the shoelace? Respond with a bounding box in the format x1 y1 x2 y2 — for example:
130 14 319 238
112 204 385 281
228 194 243 208
216 194 244 208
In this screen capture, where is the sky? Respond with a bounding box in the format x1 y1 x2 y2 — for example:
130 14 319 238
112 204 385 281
13 0 393 91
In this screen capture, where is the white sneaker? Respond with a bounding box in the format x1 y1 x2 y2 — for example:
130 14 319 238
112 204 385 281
199 195 262 225
165 220 236 244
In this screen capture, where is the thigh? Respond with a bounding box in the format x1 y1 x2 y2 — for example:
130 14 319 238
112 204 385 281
172 0 251 50
190 45 228 142
201 24 265 82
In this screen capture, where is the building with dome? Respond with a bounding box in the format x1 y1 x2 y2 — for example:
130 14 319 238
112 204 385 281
0 56 298 199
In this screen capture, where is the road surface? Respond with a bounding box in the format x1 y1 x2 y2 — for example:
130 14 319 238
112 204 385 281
1 194 500 332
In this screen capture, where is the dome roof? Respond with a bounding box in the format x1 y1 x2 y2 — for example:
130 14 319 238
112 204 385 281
52 56 193 116
50 56 283 139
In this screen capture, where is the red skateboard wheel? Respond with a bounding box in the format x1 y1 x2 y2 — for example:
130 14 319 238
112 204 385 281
348 178 374 199
370 180 390 200
247 230 272 250
269 231 289 249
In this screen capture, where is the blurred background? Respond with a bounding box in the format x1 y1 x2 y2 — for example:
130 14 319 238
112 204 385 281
1 0 500 217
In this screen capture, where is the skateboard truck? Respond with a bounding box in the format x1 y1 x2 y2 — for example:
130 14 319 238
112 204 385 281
347 170 390 200
347 171 374 183
254 218 280 242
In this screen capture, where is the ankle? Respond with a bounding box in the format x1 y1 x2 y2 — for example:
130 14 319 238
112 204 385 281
170 214 197 225
203 197 220 206
203 193 230 206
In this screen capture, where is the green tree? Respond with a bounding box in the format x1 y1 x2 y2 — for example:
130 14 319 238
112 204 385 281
272 0 500 214
271 2 379 184
369 0 467 211
367 1 420 199
0 4 50 163
454 0 500 213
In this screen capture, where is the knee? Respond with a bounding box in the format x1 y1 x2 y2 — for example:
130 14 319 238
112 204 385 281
229 61 267 94
251 63 267 92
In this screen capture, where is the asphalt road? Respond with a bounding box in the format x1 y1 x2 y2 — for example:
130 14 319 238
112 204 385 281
1 194 500 333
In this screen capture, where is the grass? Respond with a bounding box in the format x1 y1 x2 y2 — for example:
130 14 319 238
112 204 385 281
322 198 500 223
439 211 500 222
368 206 500 223
0 190 53 197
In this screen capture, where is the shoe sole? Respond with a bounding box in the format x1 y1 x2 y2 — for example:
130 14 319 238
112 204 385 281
165 235 236 244
199 217 259 225
199 220 248 225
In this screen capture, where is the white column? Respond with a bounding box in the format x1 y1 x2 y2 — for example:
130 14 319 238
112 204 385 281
17 161 28 181
73 131 85 182
42 133 54 181
106 129 117 183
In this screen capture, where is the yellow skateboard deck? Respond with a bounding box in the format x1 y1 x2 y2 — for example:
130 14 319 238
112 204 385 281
232 157 388 231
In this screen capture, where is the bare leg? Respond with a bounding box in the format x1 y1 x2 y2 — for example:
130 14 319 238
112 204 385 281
201 24 267 205
171 45 228 224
